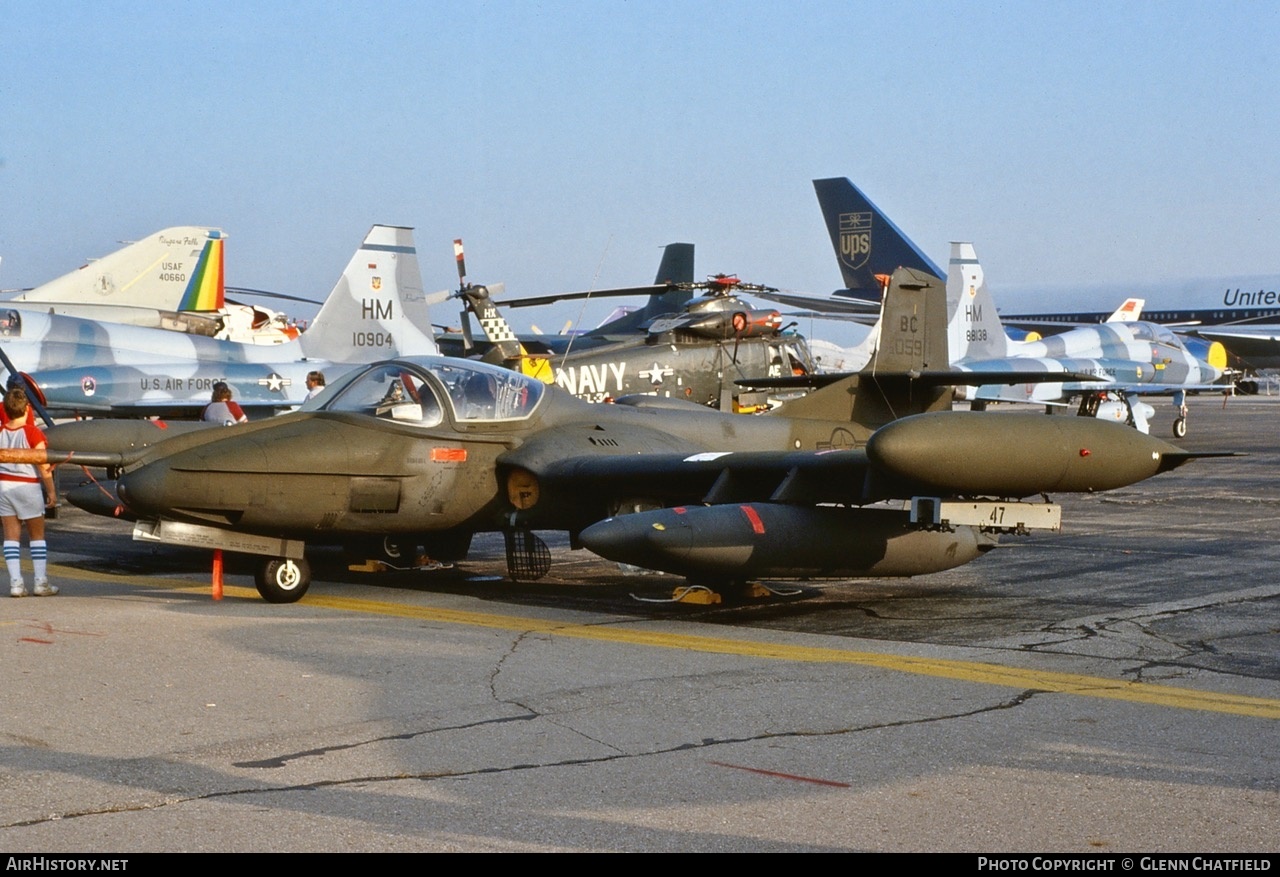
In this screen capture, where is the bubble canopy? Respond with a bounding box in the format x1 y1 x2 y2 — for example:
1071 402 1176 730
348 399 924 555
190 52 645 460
301 357 546 426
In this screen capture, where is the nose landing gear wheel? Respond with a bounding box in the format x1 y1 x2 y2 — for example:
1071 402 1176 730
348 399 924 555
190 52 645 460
256 557 312 603
1173 417 1187 439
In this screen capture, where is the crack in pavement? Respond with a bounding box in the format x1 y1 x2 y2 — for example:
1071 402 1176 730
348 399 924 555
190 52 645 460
5 689 1042 829
977 585 1280 659
493 628 628 755
231 713 536 769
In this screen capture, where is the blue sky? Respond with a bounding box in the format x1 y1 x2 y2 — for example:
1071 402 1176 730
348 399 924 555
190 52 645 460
2 1 1276 340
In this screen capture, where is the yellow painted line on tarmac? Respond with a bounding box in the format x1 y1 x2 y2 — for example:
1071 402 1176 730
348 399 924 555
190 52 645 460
49 564 233 592
52 564 1280 720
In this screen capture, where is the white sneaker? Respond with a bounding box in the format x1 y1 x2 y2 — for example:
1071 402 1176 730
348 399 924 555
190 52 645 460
10 581 28 598
32 579 58 597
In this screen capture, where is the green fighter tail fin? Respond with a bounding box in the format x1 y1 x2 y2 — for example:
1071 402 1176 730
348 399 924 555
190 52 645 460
775 267 953 428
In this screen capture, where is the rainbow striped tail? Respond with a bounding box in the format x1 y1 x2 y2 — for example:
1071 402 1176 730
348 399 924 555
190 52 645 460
178 231 225 311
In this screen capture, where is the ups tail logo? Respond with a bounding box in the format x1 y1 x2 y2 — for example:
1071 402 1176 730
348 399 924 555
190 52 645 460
838 211 873 271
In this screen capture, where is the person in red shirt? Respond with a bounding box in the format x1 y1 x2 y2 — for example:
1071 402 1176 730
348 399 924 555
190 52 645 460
201 382 248 424
0 388 57 596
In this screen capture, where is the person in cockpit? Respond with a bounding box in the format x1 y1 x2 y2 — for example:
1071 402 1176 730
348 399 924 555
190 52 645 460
374 379 406 416
460 371 497 419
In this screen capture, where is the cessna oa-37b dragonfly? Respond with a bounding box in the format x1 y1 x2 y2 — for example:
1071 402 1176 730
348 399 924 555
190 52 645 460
29 267 1208 604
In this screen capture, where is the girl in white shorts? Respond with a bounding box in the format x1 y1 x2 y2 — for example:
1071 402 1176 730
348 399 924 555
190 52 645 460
0 388 57 597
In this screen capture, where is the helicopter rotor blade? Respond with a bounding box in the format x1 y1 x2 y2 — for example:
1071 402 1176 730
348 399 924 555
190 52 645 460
453 239 468 288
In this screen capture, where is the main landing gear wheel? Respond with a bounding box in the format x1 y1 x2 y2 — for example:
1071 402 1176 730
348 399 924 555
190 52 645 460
256 557 311 603
1173 417 1187 439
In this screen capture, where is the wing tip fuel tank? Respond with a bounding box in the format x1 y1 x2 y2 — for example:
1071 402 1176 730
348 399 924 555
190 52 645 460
866 411 1184 496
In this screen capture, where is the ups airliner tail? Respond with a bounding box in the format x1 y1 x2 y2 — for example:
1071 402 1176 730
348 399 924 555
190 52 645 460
813 177 943 303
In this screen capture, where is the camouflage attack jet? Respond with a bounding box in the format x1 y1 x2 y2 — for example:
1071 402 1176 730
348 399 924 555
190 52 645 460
11 226 438 418
31 267 1208 603
946 242 1227 437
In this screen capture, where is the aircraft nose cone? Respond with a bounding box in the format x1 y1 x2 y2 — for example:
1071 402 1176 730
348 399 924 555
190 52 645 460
117 463 171 518
580 510 694 567
65 480 129 519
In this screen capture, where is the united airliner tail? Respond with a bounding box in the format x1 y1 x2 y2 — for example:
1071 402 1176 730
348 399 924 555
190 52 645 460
813 178 943 302
13 227 225 310
299 225 439 363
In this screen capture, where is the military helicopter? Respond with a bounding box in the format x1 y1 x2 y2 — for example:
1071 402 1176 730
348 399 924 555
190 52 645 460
435 241 819 412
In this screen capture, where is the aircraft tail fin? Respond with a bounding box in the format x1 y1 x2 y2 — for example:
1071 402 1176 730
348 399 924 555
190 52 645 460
298 225 438 363
176 233 226 311
14 227 225 310
946 242 1008 362
813 178 942 303
457 282 554 381
1106 298 1145 322
868 267 950 373
653 242 695 285
590 242 696 335
642 241 697 320
777 267 953 425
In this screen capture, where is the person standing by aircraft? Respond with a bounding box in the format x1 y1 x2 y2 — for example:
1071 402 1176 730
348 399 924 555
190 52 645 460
305 370 326 400
1 388 57 597
202 382 248 424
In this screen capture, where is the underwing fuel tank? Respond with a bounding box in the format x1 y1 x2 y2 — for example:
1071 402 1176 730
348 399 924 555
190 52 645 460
65 480 132 520
866 411 1187 496
45 418 217 457
579 504 996 580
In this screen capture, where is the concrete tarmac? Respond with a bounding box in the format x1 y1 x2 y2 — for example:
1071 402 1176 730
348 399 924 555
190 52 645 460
0 394 1277 852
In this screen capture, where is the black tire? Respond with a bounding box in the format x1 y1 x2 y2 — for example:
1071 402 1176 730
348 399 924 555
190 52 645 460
256 557 311 603
1172 417 1187 439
